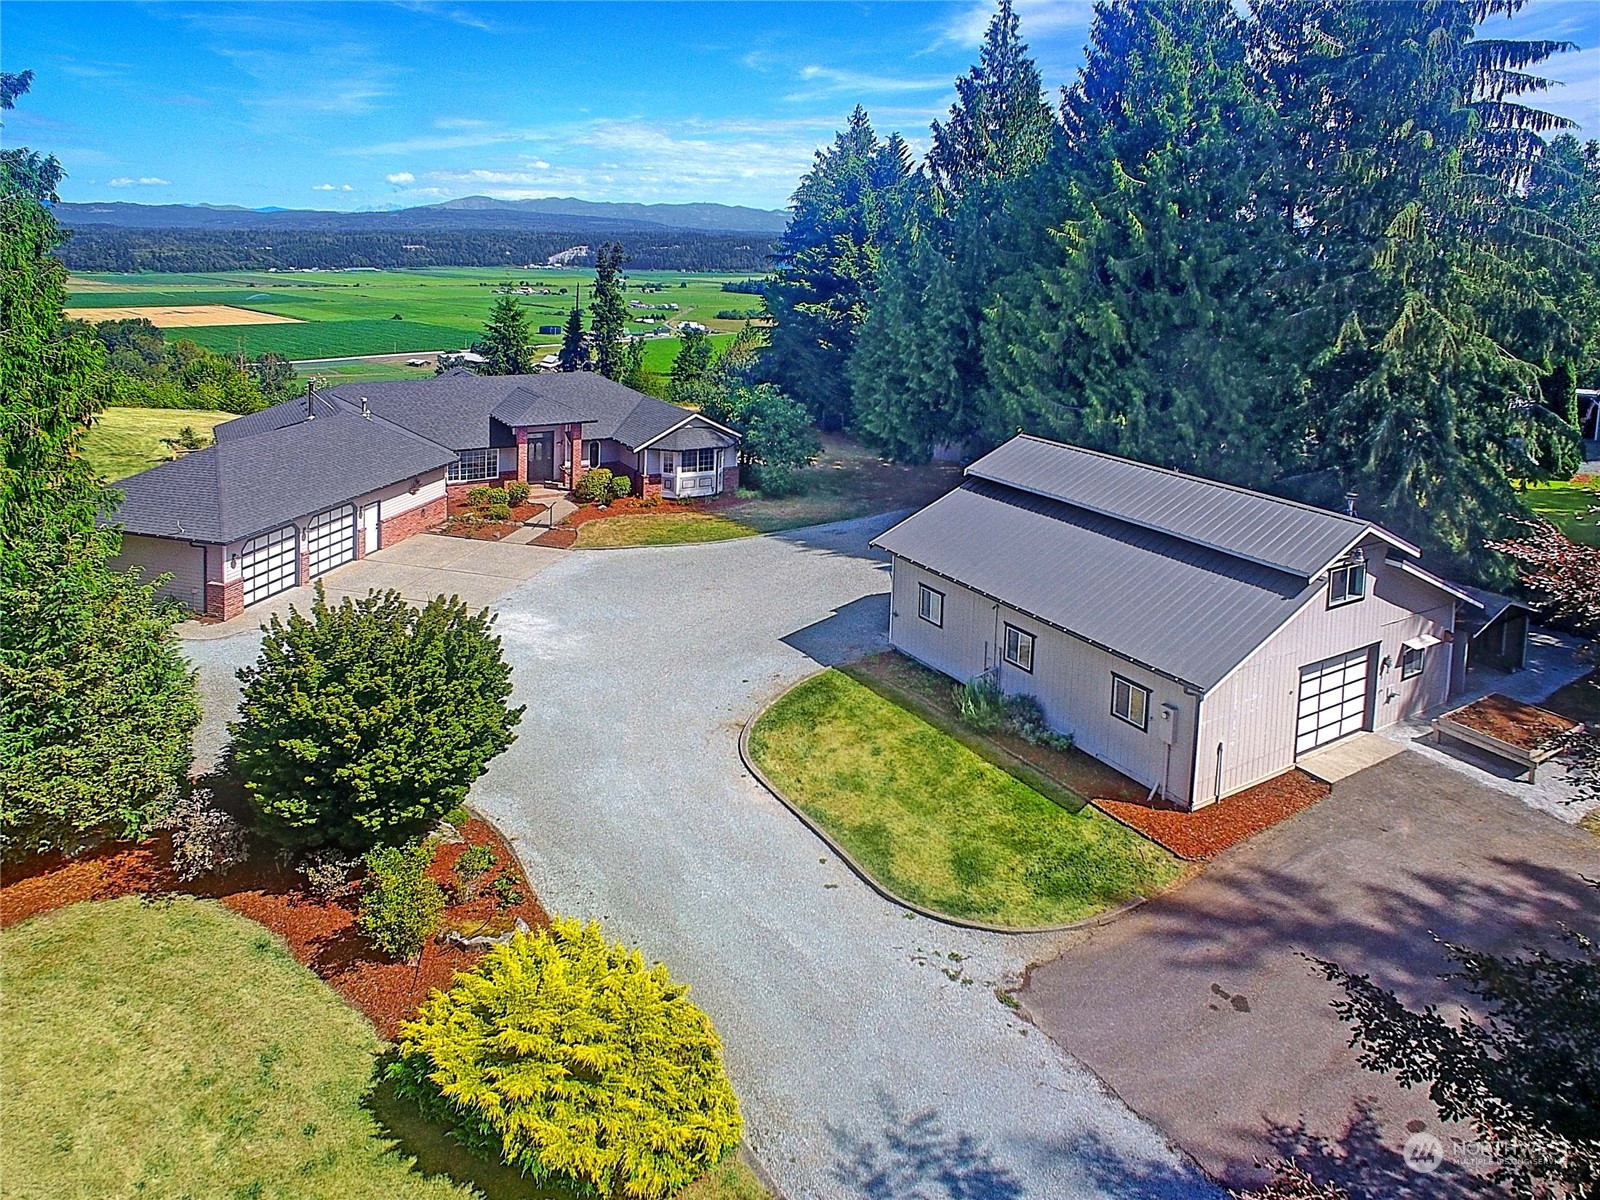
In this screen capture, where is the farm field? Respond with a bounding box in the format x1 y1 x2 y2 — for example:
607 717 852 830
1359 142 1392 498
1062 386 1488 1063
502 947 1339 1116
65 268 761 365
84 406 235 480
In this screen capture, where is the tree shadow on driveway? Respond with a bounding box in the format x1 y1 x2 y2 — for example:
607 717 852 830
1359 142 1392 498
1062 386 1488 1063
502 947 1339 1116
827 1091 1025 1200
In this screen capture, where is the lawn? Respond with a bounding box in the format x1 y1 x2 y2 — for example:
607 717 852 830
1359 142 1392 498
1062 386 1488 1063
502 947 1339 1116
83 405 236 480
66 269 756 362
747 670 1184 927
574 511 760 548
0 897 471 1200
1524 478 1600 547
0 896 770 1200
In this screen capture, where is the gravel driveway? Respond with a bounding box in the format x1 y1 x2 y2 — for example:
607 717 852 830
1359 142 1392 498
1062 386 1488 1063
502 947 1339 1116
180 515 1213 1199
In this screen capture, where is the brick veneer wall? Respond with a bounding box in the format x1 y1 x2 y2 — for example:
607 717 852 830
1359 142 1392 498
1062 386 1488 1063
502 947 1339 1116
380 495 447 546
205 577 244 622
722 464 740 494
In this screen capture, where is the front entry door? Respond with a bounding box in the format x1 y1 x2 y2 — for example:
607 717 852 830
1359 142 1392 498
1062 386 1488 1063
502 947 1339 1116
527 433 555 482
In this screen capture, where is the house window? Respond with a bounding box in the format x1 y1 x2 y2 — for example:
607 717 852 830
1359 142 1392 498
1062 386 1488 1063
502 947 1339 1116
447 448 498 482
1328 561 1367 607
1401 645 1425 679
1003 624 1034 673
917 584 944 627
680 448 717 472
662 451 676 473
1111 675 1150 730
586 441 601 469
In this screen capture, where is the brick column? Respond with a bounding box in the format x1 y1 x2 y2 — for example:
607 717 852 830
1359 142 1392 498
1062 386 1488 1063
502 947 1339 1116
567 423 583 489
515 428 529 483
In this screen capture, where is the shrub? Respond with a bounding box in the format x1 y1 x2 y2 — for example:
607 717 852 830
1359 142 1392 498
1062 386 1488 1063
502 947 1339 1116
486 502 513 522
491 873 523 910
453 844 496 899
160 792 250 882
359 841 445 960
1002 694 1075 752
574 467 614 504
466 486 492 508
953 676 1007 733
443 805 471 830
231 587 524 854
484 487 508 507
609 473 633 500
391 919 743 1198
299 851 359 902
505 480 531 506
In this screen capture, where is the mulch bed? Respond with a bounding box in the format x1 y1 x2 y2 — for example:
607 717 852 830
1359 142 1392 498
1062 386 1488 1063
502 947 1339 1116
1093 770 1332 861
562 494 727 527
1442 692 1581 752
0 816 548 1040
441 496 551 542
532 526 578 548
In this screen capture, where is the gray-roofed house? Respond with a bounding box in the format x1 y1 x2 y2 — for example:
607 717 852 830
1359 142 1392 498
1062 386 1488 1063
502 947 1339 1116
871 434 1475 809
109 371 739 620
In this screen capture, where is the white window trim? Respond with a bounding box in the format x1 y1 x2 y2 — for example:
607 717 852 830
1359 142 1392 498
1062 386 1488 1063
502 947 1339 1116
1327 562 1367 608
1401 645 1425 679
1111 674 1150 731
917 584 944 628
1003 624 1035 673
447 448 499 483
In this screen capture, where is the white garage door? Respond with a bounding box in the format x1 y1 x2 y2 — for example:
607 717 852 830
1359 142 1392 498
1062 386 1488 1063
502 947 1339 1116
241 525 297 606
306 505 356 579
1296 648 1371 755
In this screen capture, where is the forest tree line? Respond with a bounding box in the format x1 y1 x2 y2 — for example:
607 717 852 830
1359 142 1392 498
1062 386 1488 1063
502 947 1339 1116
54 227 774 273
760 0 1600 581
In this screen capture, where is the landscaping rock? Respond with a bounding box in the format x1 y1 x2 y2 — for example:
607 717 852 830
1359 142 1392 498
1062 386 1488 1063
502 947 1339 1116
442 915 528 951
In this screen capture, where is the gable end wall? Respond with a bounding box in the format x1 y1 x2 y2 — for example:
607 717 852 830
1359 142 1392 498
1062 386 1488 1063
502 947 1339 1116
1192 542 1458 803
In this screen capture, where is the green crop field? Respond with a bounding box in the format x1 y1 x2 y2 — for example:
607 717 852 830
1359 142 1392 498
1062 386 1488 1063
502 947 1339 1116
66 268 764 365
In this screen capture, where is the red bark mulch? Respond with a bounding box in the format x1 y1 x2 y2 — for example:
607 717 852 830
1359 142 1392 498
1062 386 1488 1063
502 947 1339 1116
532 526 578 548
562 493 729 527
1441 692 1581 752
0 816 548 1040
441 496 551 542
1093 769 1332 861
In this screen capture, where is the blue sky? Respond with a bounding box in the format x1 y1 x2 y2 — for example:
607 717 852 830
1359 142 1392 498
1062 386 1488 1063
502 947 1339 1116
4 0 1597 212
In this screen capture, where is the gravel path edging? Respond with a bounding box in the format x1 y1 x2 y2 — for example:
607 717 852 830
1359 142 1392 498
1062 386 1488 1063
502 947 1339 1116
738 675 1153 938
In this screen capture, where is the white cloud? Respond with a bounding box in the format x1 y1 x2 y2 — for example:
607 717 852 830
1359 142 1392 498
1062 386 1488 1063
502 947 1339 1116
933 0 1095 49
312 183 337 191
107 176 171 187
342 183 354 191
786 65 952 102
386 171 415 184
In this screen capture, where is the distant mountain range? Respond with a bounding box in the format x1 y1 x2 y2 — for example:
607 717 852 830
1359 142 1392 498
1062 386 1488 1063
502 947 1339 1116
53 195 790 236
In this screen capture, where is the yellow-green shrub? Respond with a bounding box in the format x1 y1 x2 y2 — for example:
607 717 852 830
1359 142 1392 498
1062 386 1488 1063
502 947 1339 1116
392 917 742 1199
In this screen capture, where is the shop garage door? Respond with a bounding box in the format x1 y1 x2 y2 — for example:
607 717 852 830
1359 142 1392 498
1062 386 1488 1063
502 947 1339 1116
306 505 356 579
1295 648 1371 756
241 525 297 606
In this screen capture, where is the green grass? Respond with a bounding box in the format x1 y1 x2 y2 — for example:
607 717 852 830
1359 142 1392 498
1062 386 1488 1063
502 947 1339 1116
0 897 771 1200
748 671 1184 927
68 269 759 361
180 319 472 360
1525 478 1600 547
574 512 761 548
0 897 472 1200
303 358 443 386
83 405 235 480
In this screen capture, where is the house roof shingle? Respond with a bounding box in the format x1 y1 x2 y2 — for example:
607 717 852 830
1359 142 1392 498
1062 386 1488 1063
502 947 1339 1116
114 397 454 544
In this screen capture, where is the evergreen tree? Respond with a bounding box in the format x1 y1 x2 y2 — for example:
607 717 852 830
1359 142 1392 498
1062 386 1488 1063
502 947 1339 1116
764 106 911 429
1 73 199 857
557 290 588 372
472 294 535 375
666 325 714 403
852 0 1058 459
619 336 652 393
925 0 1056 204
984 0 1297 483
590 242 628 380
1255 0 1586 575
